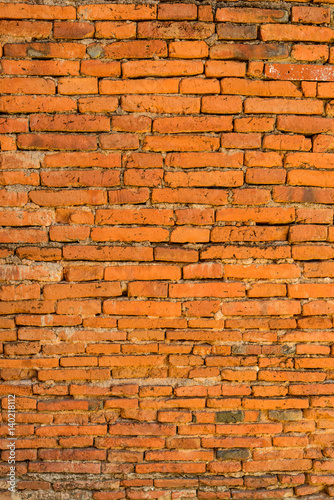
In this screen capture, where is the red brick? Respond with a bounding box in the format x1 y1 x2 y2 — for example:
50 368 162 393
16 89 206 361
101 78 178 95
0 96 76 113
224 264 299 279
29 189 107 206
221 78 301 97
221 300 301 317
58 77 98 95
170 283 245 298
261 24 334 43
30 114 110 132
292 44 329 62
266 63 334 81
165 152 243 168
2 60 79 76
128 282 168 298
78 4 156 21
54 21 95 39
216 8 288 23
122 95 200 114
143 135 219 152
175 208 214 225
158 3 197 20
273 186 334 204
0 264 61 282
43 152 121 168
38 369 110 381
211 43 289 61
205 61 246 77
0 209 52 226
152 188 229 205
153 116 232 133
95 22 136 39
217 25 257 40
138 21 214 40
154 248 198 263
0 117 28 133
96 208 173 226
108 188 150 204
44 282 121 300
103 300 180 317
246 168 286 185
169 41 208 59
243 459 312 473
78 96 118 113
179 77 220 94
165 171 243 187
245 97 323 115
231 188 272 205
64 245 153 262
302 81 317 97
314 136 334 153
104 41 167 59
234 117 275 133
199 5 213 22
41 170 119 188
120 170 161 188
91 227 168 243
201 96 243 114
122 61 203 78
100 133 139 151
81 61 121 78
1 1 332 490
18 133 97 151
291 6 330 24
263 135 312 151
4 42 85 59
0 3 75 19
280 117 334 136
0 20 52 39
296 208 333 224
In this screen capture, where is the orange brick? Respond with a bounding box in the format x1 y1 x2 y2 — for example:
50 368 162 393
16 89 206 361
1 1 333 490
169 41 208 58
137 21 214 40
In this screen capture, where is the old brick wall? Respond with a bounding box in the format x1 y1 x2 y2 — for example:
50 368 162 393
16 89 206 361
1 0 334 498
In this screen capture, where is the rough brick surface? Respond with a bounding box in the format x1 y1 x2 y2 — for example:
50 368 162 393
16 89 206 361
1 0 334 498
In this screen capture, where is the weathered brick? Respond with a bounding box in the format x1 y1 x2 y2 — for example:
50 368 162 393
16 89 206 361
104 40 167 59
54 21 95 39
0 77 55 95
0 20 52 39
217 8 287 22
122 60 203 78
292 44 329 62
221 78 301 97
261 24 334 42
291 6 330 24
78 4 156 21
4 42 85 59
95 21 136 39
244 97 323 115
101 78 178 95
122 95 200 114
211 43 289 60
169 41 208 59
138 21 215 40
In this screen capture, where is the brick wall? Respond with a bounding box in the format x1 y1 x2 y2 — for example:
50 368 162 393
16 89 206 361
1 1 334 498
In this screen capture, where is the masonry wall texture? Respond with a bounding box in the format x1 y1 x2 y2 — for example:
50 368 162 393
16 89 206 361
2 0 334 498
